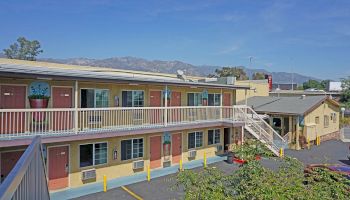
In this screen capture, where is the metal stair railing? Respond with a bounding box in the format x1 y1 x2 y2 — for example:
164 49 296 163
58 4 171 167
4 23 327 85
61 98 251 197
233 105 287 156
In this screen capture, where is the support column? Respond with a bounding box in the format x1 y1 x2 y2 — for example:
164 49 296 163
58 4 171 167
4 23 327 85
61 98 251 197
74 80 79 134
164 85 168 127
220 88 223 120
296 116 300 150
241 126 244 144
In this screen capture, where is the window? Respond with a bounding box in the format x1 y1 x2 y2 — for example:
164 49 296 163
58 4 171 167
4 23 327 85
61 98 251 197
315 116 320 124
324 115 329 128
208 129 220 145
187 93 202 106
80 142 107 167
208 94 221 106
273 118 281 128
330 113 337 123
121 138 144 160
122 91 144 107
188 131 203 149
283 117 289 134
81 89 109 108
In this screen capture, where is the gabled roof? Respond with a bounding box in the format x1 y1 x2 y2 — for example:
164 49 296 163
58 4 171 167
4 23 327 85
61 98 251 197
239 96 339 115
0 58 250 90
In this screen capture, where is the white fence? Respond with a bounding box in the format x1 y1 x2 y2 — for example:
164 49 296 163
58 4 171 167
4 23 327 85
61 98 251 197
0 106 244 139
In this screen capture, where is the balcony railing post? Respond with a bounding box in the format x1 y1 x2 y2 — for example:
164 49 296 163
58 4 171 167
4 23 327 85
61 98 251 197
164 85 168 127
74 80 79 134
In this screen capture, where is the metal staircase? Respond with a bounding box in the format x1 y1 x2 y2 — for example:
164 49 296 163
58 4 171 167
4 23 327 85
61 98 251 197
234 105 287 156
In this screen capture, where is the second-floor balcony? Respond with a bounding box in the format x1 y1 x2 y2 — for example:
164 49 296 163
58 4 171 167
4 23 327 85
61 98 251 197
0 106 247 140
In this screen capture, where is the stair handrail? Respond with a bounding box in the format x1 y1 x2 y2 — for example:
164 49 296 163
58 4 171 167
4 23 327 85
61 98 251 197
233 105 286 143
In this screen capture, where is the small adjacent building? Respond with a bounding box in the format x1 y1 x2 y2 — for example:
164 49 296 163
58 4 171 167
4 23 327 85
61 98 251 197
242 95 340 149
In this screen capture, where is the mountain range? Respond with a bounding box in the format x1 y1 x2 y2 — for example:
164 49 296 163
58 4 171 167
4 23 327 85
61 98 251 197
0 53 319 84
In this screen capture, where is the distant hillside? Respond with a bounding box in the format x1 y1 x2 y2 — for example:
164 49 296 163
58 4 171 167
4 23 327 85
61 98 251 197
2 55 319 84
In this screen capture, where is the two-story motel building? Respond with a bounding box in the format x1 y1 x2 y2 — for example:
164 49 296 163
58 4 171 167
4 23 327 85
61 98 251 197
0 58 284 191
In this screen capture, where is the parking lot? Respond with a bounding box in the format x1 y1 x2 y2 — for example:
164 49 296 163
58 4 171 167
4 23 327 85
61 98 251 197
74 140 350 200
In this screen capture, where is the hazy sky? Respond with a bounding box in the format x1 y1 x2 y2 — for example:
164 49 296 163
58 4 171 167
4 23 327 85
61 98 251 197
1 0 350 80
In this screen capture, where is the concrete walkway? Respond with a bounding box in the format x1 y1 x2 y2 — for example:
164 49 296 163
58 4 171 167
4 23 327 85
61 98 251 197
50 155 226 200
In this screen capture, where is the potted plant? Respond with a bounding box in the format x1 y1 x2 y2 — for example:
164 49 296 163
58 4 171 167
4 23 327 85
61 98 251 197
28 84 50 122
28 94 50 109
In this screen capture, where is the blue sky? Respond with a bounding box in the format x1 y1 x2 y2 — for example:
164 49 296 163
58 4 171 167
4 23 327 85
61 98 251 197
1 0 350 80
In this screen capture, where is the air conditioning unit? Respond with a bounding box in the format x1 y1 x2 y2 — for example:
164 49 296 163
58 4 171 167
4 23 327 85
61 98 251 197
133 160 144 170
188 150 197 158
81 169 96 181
216 145 223 152
163 160 171 168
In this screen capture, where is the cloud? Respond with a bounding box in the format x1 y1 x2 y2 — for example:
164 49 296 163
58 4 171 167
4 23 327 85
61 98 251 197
216 45 240 55
259 0 295 33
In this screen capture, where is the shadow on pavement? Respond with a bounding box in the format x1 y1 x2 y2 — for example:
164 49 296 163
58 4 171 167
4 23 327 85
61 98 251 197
339 160 350 165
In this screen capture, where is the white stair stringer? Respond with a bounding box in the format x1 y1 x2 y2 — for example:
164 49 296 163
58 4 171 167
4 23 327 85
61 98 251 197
233 105 287 157
244 124 279 156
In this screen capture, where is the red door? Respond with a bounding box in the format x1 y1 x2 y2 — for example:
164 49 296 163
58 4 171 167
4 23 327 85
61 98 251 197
150 136 162 169
1 151 24 181
48 146 69 190
169 92 181 123
223 93 231 106
52 87 73 131
0 85 26 134
172 133 182 164
223 93 231 118
150 91 162 124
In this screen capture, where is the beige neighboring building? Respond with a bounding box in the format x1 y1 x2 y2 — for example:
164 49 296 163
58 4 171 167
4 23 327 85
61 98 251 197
242 95 340 150
235 80 269 103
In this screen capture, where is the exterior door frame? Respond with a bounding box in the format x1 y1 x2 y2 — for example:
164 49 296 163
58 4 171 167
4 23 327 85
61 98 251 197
47 144 70 189
171 132 182 164
149 89 163 107
0 149 26 181
0 83 28 108
51 86 74 108
224 128 231 152
170 91 181 107
149 135 162 169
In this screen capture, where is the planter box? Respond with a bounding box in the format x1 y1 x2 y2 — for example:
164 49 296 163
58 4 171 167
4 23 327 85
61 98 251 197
29 99 49 122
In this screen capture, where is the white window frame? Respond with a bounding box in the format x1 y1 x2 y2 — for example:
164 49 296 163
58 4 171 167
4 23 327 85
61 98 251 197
187 92 202 106
120 137 144 161
315 116 320 124
79 142 108 168
80 88 110 108
208 129 221 145
122 90 145 107
324 115 329 128
330 113 337 123
188 131 203 149
208 93 221 106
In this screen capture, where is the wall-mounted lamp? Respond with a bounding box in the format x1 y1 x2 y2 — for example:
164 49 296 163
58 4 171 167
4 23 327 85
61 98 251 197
113 147 118 160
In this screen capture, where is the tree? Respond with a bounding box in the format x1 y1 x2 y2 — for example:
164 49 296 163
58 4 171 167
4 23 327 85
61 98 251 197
340 76 350 104
177 156 350 200
252 72 266 80
302 80 324 90
3 37 43 61
208 67 248 80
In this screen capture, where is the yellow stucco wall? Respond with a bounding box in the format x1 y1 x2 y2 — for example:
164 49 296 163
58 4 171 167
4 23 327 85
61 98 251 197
304 100 339 140
235 80 269 103
0 78 236 107
43 127 228 188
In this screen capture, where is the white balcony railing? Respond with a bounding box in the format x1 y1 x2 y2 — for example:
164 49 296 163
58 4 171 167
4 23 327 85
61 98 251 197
0 106 243 139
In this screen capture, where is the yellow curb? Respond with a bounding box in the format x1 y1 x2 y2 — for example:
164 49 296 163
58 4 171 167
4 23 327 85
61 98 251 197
121 186 143 200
